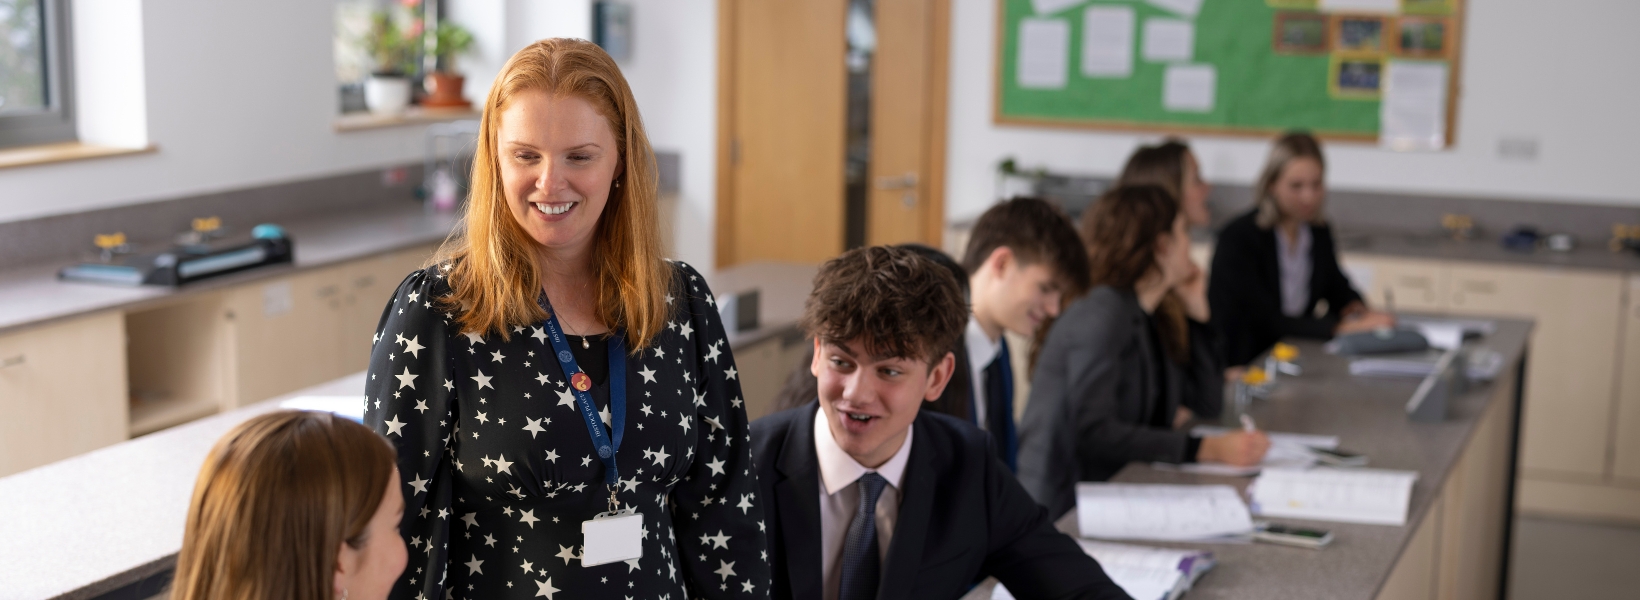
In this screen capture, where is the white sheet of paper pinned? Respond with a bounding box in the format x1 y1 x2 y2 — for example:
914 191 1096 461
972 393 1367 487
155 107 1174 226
1163 64 1215 112
1142 18 1195 62
1017 18 1070 89
1076 483 1254 541
1081 6 1135 78
1146 0 1205 18
581 511 644 566
1380 62 1449 151
1032 0 1085 15
1251 467 1418 525
1318 0 1399 13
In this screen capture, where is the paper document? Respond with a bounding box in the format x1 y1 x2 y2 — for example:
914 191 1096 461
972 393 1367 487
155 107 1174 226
993 540 1213 600
1251 467 1418 525
1143 19 1194 62
1163 64 1215 112
1318 0 1399 13
1146 0 1205 18
1380 62 1449 151
1166 427 1340 476
1396 315 1496 338
1081 6 1135 78
280 395 366 422
1031 0 1084 15
1018 18 1070 89
1077 483 1254 541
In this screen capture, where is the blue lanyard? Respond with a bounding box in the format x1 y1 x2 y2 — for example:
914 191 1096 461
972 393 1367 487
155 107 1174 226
541 307 627 488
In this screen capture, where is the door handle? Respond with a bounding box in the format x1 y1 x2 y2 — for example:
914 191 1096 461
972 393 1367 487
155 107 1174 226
874 173 918 190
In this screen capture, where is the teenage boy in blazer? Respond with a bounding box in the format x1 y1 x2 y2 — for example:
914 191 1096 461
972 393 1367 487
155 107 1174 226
751 246 1129 600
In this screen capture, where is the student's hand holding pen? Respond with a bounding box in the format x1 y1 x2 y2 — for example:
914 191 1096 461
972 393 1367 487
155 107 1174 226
1198 414 1271 466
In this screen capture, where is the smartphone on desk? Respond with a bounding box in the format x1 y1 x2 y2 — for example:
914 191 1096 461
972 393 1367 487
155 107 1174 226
1254 523 1333 549
1311 447 1369 467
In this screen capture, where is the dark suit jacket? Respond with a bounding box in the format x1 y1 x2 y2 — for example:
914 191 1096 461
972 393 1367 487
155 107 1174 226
750 403 1131 600
769 344 973 420
1016 287 1223 519
1208 209 1364 366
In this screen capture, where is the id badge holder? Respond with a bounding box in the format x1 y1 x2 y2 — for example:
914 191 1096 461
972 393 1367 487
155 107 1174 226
581 509 644 567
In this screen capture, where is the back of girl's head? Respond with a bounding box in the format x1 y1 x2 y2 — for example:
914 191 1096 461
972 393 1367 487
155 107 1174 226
1116 139 1192 203
172 411 397 600
1079 184 1179 290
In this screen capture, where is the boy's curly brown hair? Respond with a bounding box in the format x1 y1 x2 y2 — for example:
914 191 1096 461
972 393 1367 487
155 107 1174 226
801 245 967 365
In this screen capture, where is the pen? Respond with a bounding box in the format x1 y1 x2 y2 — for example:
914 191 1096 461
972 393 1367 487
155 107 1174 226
1241 414 1257 433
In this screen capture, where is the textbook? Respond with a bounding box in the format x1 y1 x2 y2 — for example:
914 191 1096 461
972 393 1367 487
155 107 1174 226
992 540 1214 600
1249 467 1419 526
1075 483 1255 542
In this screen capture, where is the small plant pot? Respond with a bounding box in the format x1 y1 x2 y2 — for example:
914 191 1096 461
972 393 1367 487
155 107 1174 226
422 72 471 109
364 75 412 115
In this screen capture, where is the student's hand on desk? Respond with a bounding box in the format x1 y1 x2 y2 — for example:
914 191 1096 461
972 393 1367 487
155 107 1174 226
1173 407 1195 429
1199 431 1271 466
1335 310 1396 335
1175 262 1211 322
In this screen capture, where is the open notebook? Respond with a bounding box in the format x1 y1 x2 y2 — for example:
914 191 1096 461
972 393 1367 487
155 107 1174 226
992 541 1214 600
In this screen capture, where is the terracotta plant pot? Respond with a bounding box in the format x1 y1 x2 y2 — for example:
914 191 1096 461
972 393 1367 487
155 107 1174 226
422 72 471 109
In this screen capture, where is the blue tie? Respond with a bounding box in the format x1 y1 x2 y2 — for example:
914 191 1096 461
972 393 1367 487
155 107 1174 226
839 472 889 600
985 339 1018 471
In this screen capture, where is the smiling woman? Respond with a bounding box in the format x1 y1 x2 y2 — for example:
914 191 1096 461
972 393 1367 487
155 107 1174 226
361 38 770 600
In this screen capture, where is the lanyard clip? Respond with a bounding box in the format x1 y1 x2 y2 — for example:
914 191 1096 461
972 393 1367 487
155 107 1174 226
608 484 621 514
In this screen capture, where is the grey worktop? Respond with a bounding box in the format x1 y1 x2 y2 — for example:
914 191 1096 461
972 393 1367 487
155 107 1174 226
1332 229 1640 273
0 207 459 336
0 373 365 600
966 318 1533 600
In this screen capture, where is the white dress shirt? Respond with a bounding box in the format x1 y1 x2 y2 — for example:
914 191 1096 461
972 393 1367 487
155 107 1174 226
1277 223 1314 318
964 316 1003 430
815 410 913 600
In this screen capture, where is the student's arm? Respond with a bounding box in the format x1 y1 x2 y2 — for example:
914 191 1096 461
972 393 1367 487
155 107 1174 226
983 449 1134 600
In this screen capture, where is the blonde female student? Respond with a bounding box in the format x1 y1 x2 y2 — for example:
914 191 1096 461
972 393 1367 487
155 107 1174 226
172 410 406 600
1208 132 1394 367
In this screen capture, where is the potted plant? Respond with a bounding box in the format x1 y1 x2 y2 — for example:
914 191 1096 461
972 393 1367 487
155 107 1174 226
362 10 419 115
423 21 476 109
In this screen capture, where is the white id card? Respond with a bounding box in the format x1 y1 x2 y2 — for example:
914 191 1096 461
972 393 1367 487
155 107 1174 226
581 511 644 567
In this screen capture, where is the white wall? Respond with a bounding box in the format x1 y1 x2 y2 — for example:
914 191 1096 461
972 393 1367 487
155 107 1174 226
0 0 432 224
945 0 1640 223
618 0 717 269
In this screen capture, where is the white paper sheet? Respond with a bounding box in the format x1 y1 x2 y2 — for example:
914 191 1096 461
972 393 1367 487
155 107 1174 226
1251 467 1418 525
1076 483 1254 541
1142 18 1194 62
1380 62 1449 151
1081 6 1135 78
1146 0 1205 18
995 541 1210 600
280 395 366 422
1318 0 1399 13
1164 427 1340 476
1162 64 1215 112
1032 0 1085 15
1018 18 1070 89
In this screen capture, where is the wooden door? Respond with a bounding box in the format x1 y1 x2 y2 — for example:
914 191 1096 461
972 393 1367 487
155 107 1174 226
717 0 949 266
866 0 948 247
717 0 848 266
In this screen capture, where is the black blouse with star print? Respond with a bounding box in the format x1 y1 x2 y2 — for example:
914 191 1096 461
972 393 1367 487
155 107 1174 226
363 260 771 600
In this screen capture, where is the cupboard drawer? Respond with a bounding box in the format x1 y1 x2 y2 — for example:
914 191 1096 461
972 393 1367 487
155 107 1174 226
1340 254 1446 311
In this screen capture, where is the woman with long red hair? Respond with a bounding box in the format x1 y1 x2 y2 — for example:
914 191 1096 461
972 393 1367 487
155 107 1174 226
362 39 768 599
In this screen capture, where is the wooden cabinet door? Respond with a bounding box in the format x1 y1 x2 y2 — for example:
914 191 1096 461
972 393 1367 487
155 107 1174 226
223 266 350 406
1444 263 1623 478
1614 275 1640 481
0 312 128 477
1340 254 1447 312
340 245 437 376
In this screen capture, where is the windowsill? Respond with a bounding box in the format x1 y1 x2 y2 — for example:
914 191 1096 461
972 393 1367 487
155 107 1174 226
333 106 481 132
0 142 156 170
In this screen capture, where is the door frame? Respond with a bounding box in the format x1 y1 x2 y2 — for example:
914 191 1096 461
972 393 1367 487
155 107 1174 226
715 0 951 268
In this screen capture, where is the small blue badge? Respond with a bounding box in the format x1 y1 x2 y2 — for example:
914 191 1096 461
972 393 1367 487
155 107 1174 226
558 350 574 362
598 445 612 458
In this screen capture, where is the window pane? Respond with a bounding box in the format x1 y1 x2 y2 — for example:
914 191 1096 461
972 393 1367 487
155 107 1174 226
0 0 48 115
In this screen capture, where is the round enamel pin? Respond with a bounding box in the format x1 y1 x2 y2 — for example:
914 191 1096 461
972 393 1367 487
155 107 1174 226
571 372 592 392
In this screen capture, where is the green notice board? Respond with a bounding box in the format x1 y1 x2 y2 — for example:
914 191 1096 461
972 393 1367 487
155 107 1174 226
997 0 1464 142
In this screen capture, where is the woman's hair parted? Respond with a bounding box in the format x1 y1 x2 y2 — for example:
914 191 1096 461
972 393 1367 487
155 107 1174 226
1116 138 1192 205
170 410 397 600
801 245 967 365
1254 131 1327 229
436 37 670 350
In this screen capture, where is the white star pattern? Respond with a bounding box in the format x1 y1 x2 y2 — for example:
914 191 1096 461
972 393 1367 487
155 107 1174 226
534 578 559 598
402 335 425 358
384 415 406 437
522 417 546 438
639 365 657 383
395 367 418 389
471 370 493 390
